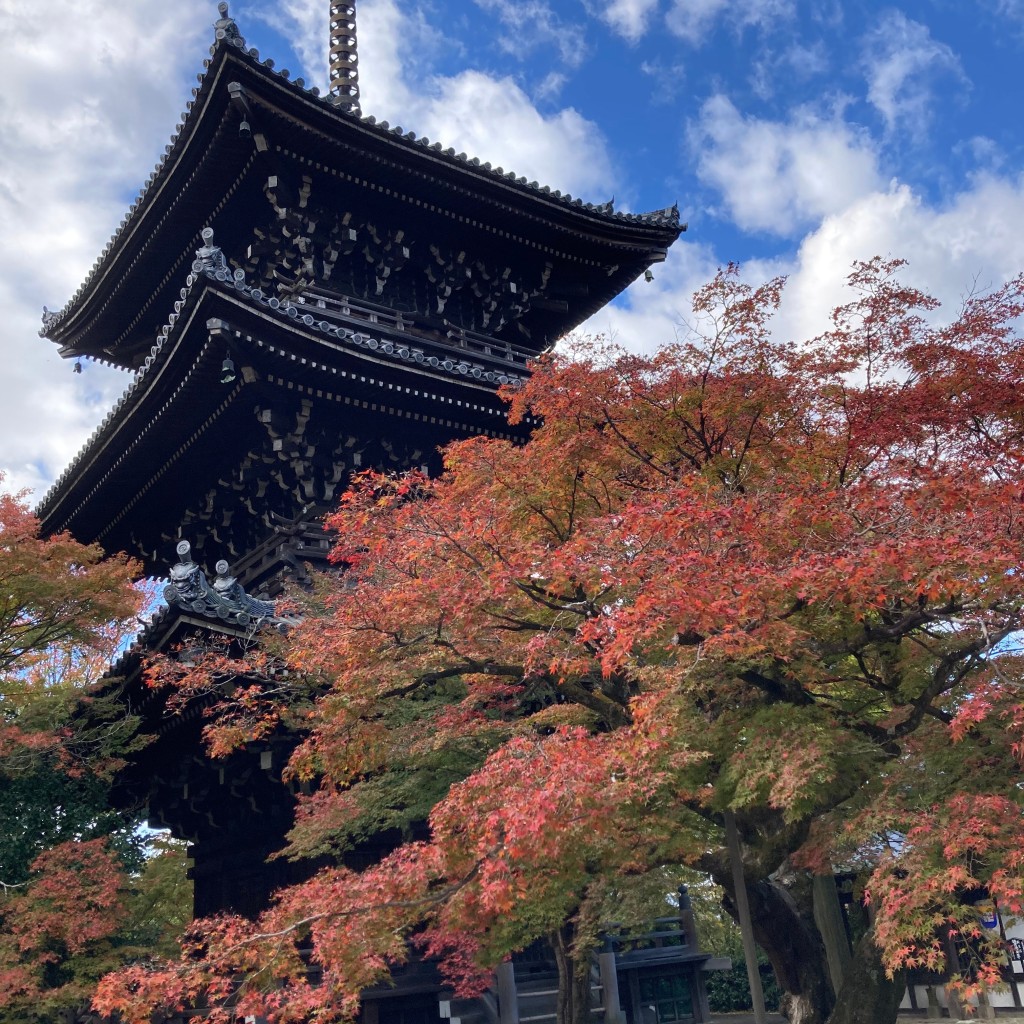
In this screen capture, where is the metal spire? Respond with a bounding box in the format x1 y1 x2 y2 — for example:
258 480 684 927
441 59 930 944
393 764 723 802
329 1 361 115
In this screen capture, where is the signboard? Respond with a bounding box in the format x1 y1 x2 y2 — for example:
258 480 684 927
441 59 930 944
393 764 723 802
975 899 999 930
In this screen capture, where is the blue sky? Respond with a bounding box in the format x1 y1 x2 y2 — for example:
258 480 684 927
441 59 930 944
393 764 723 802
3 0 1024 499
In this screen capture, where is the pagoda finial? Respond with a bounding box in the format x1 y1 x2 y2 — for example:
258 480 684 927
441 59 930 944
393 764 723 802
329 1 361 115
214 1 245 47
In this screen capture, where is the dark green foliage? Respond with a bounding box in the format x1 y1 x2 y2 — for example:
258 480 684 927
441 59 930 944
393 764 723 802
283 674 514 860
705 958 781 1013
120 836 192 956
0 759 144 887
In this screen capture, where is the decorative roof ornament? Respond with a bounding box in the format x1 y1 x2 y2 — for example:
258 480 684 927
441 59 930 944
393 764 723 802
192 227 229 274
328 1 361 115
213 1 245 47
40 306 59 332
165 541 291 630
212 560 277 620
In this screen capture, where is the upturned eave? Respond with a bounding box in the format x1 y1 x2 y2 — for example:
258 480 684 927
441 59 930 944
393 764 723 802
40 35 682 368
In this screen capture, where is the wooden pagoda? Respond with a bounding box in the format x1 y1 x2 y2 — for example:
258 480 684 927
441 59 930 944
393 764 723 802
34 5 722 1022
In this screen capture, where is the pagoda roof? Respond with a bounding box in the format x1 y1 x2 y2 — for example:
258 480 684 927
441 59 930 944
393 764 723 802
40 27 682 369
36 254 535 574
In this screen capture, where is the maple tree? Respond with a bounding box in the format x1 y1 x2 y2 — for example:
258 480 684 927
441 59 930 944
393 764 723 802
0 483 143 878
0 835 191 1023
0 488 139 677
0 484 185 1022
97 258 1024 1024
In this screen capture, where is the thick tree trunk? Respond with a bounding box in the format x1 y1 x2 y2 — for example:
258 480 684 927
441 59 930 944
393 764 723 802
714 868 904 1024
747 877 837 1024
701 810 902 1024
715 869 835 1024
551 919 593 1024
813 873 852 996
825 932 905 1024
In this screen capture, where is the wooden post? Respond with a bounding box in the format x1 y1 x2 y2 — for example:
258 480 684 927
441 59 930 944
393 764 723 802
724 811 767 1024
678 886 699 949
598 945 626 1024
497 960 520 1024
679 887 712 1022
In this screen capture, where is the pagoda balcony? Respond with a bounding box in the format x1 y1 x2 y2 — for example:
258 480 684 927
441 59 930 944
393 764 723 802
294 287 538 374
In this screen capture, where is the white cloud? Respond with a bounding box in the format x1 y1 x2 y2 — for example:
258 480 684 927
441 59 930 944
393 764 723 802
810 1 843 29
776 175 1024 344
980 0 1024 22
692 95 882 236
861 11 966 136
474 0 588 69
276 0 617 201
252 0 329 83
665 0 794 46
600 0 660 43
955 135 1005 172
640 58 687 105
588 174 1024 358
418 72 615 197
665 0 727 44
749 40 830 100
535 71 569 102
0 0 207 499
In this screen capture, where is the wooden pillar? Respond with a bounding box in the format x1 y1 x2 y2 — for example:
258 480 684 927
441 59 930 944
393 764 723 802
598 947 626 1024
627 967 642 1024
724 811 768 1024
497 960 520 1024
693 968 712 1023
679 888 711 1022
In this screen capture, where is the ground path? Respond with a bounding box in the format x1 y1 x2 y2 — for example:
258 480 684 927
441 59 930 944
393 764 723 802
709 1014 1024 1023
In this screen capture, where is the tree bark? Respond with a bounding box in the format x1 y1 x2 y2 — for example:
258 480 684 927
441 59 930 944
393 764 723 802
812 873 852 996
551 919 593 1024
825 932 905 1024
715 869 835 1024
700 810 902 1024
714 868 904 1024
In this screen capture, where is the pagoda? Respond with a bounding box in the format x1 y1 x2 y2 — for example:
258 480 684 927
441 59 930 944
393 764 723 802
34 5 722 1022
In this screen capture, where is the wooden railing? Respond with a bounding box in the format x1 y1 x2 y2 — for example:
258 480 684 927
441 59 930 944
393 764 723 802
294 289 539 371
605 916 690 952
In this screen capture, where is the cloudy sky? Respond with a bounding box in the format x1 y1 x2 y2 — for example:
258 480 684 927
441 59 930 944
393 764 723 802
4 0 1024 500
